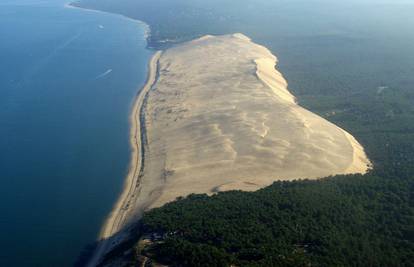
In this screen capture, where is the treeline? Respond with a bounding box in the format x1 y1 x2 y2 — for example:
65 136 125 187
135 174 414 266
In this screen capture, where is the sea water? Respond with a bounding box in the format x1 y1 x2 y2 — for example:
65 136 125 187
0 0 151 265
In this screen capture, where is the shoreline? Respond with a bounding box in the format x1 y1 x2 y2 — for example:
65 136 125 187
87 51 161 267
100 51 162 239
64 2 151 42
65 1 160 265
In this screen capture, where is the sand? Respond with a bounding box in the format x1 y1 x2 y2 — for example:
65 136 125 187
92 33 371 265
99 51 162 239
140 33 371 209
86 52 161 267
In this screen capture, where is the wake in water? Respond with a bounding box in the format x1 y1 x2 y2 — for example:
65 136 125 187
95 69 113 79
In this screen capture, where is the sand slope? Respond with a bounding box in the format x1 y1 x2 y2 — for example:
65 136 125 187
134 33 371 210
91 33 371 266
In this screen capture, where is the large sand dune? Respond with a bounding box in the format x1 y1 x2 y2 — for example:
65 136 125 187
90 34 371 265
135 33 371 210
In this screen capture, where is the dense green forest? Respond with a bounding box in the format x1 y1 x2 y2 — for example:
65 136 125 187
93 172 414 266
136 174 414 266
74 0 414 266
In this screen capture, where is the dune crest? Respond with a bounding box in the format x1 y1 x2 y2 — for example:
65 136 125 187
133 33 371 212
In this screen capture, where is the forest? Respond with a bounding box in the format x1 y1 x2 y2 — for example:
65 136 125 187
132 173 414 266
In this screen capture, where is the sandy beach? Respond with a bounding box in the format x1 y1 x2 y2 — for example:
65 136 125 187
100 51 162 239
64 2 157 240
87 51 161 267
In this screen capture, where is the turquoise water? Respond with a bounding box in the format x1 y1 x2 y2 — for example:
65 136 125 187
0 1 151 266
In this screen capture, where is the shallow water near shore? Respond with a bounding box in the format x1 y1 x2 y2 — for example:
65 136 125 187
0 1 151 265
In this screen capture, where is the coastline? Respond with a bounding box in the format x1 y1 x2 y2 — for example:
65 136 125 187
64 2 151 42
65 1 160 265
87 51 162 267
100 51 161 239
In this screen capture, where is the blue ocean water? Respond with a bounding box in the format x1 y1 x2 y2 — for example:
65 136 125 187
0 1 152 266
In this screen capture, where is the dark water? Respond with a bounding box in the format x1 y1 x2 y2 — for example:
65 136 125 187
0 1 151 266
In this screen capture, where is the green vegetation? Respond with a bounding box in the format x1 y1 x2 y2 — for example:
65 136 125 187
138 174 413 266
74 0 414 265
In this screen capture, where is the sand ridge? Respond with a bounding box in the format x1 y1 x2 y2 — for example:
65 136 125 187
89 34 371 266
141 33 371 208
